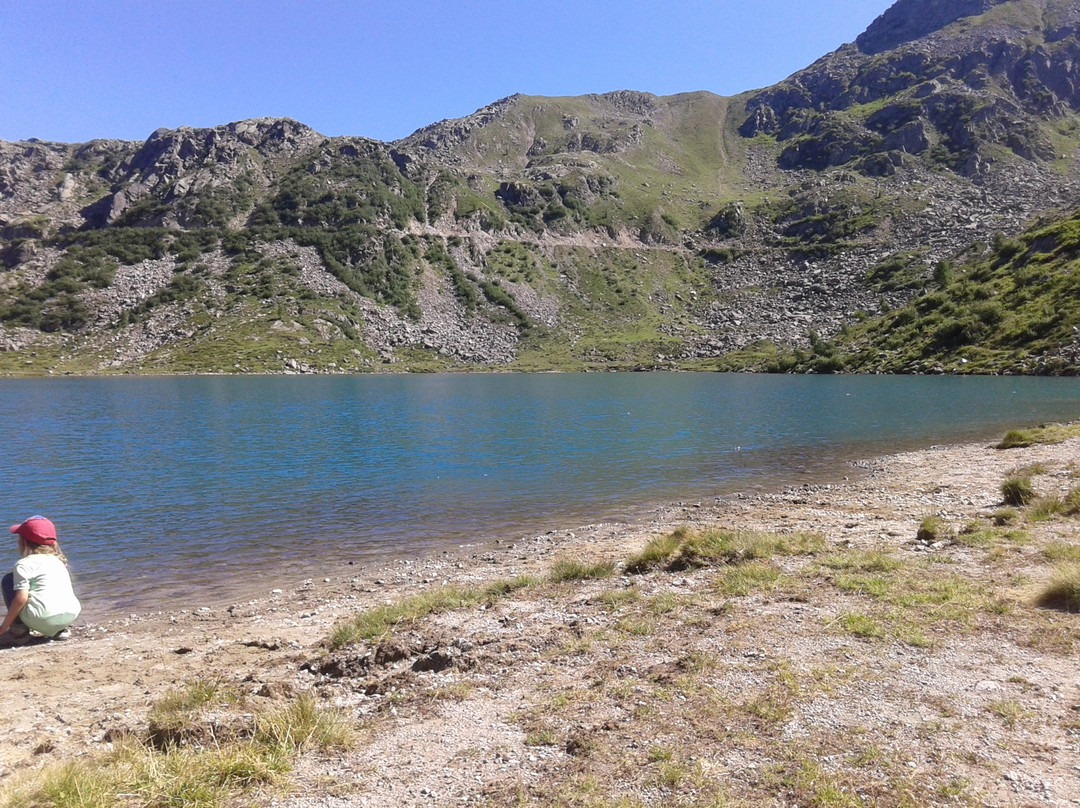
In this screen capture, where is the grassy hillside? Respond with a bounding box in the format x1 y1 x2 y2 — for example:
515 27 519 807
710 208 1080 375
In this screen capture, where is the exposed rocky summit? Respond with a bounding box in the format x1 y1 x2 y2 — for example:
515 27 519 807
855 0 1007 54
1 0 1079 375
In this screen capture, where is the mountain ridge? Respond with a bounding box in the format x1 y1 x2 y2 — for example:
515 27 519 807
2 0 1079 375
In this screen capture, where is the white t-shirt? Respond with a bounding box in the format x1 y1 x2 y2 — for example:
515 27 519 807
12 553 82 636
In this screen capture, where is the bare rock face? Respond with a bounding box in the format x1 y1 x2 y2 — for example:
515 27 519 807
125 118 322 183
740 0 1080 178
856 0 1005 55
88 118 326 226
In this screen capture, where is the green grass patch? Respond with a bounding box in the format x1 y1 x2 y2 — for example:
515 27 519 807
624 530 685 573
1027 495 1069 522
985 699 1031 727
625 527 825 578
916 515 954 542
548 557 617 583
328 578 534 648
820 549 904 573
668 529 826 570
835 612 886 639
997 423 1080 449
715 560 784 596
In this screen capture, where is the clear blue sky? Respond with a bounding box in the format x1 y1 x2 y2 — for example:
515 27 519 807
0 0 895 145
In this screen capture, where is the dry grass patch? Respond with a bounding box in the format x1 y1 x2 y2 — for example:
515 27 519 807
0 688 351 808
818 549 1006 648
1043 541 1080 562
985 698 1032 728
1027 495 1069 522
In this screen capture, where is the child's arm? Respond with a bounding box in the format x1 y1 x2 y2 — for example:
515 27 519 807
0 589 29 634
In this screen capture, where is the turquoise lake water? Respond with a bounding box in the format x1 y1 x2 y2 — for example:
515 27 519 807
1 373 1078 615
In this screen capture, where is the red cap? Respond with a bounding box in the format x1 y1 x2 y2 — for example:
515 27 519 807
10 516 57 545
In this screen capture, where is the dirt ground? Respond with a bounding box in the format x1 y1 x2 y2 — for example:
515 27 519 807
2 430 1079 806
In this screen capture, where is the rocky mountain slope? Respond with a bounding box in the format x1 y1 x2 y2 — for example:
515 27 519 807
2 0 1080 374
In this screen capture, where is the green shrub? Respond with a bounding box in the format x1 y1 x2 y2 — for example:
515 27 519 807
478 279 531 331
426 244 478 310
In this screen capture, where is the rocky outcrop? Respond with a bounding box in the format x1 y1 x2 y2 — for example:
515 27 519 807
741 0 1080 176
85 118 325 227
856 0 1006 55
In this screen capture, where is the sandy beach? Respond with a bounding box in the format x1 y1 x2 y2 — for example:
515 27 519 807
2 429 1079 807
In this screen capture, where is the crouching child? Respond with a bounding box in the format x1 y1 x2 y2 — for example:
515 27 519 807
1 516 82 646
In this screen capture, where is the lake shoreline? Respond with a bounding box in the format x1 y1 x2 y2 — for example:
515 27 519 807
8 373 1080 616
3 427 1080 805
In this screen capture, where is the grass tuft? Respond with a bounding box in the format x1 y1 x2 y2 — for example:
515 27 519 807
821 549 903 573
624 530 685 573
330 586 483 648
548 557 617 583
985 699 1031 727
715 560 783 596
1001 474 1038 507
625 527 825 575
916 515 953 543
1065 484 1080 515
1044 542 1080 563
255 692 354 753
1035 563 1080 612
835 612 885 639
1027 495 1068 522
991 508 1019 526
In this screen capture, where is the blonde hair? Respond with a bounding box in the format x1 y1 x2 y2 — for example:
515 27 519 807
17 537 67 565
